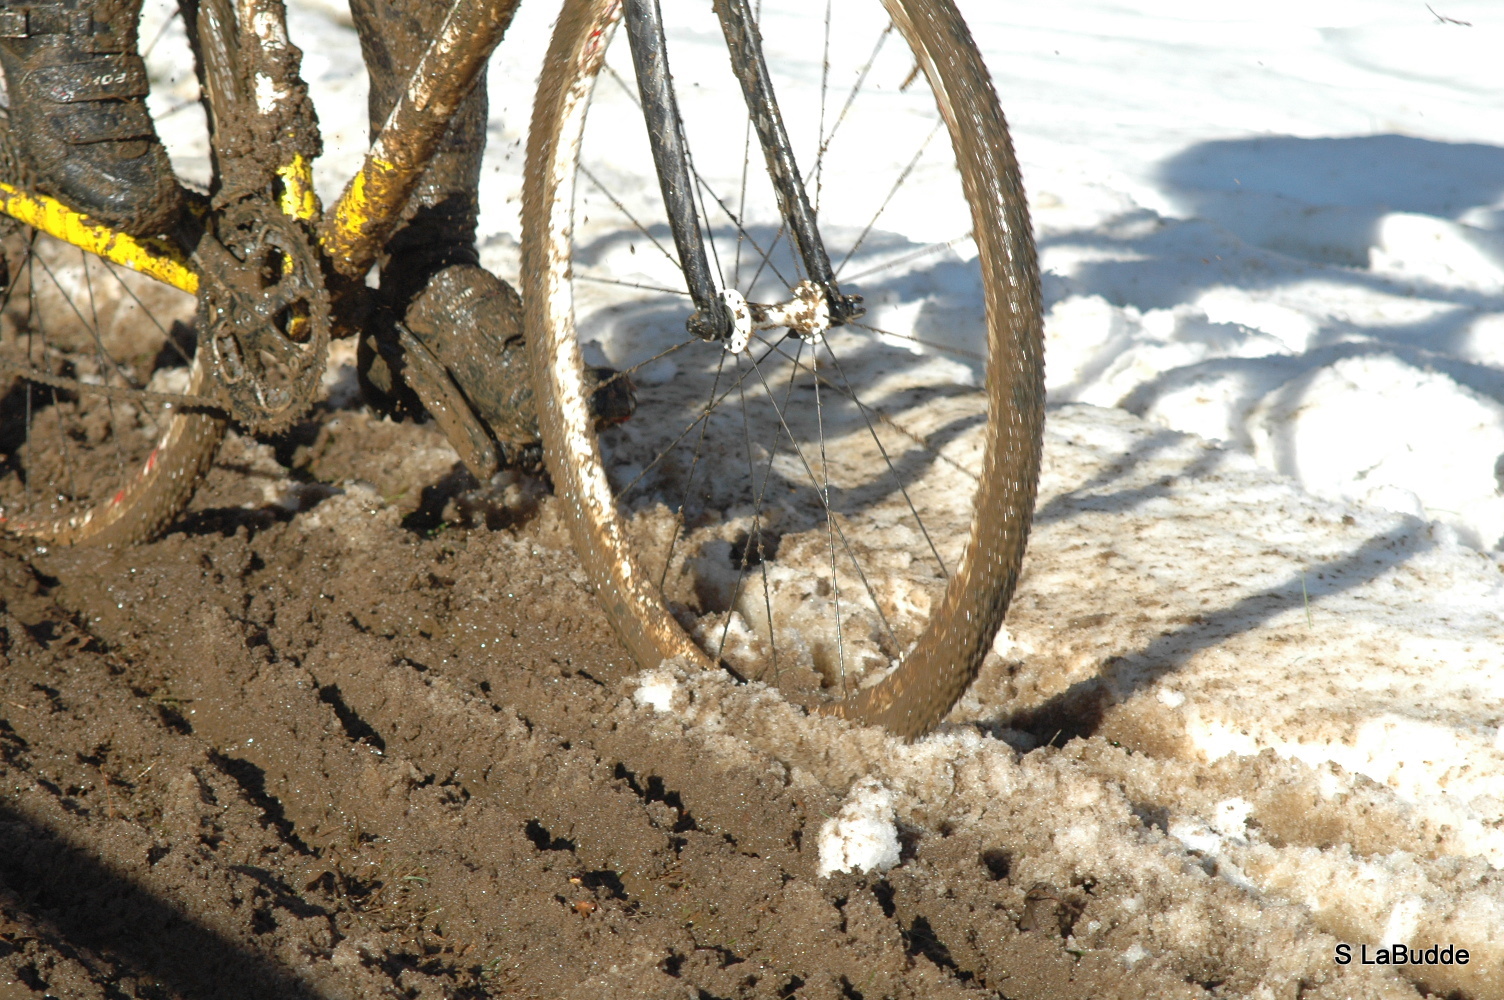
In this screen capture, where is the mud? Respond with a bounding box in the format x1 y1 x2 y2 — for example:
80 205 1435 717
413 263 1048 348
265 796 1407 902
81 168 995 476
0 393 1185 1000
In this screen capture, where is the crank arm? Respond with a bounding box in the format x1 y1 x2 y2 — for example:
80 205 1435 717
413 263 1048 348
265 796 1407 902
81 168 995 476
378 323 504 482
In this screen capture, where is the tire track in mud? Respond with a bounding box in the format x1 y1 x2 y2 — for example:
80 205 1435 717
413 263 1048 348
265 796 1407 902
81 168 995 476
0 478 1173 1000
0 433 1433 999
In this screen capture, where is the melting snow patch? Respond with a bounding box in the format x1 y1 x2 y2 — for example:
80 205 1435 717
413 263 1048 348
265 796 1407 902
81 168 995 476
818 779 901 876
991 625 1033 660
1382 895 1425 948
632 669 682 715
1167 817 1223 857
1210 797 1253 839
1156 687 1186 709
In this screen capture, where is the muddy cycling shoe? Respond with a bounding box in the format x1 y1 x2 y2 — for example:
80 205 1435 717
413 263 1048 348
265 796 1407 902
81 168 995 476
0 0 181 237
403 264 636 446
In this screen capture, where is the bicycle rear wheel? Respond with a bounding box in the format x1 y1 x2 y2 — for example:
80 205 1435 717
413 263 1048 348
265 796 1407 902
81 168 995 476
0 129 223 547
524 0 1043 736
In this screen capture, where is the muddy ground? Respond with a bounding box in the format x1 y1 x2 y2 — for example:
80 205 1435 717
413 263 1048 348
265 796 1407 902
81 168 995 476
0 400 1433 1000
0 402 1107 1000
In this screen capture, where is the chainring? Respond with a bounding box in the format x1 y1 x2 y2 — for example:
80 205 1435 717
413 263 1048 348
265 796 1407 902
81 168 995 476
196 195 329 434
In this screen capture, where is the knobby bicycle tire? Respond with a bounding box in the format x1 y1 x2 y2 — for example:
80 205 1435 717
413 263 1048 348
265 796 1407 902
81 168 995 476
524 0 1044 736
0 124 225 547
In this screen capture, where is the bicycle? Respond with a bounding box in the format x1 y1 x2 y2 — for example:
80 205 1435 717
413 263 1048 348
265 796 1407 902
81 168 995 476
0 0 1043 737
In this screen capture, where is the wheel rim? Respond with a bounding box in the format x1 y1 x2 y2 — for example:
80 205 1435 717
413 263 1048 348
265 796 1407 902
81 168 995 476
0 3 225 547
527 0 1042 734
0 224 223 545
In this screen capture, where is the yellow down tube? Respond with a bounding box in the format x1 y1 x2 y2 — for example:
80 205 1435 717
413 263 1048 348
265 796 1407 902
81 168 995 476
0 151 318 298
0 181 198 294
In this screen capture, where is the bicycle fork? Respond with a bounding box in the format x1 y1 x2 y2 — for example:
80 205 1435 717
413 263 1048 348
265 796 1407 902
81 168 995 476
622 0 865 352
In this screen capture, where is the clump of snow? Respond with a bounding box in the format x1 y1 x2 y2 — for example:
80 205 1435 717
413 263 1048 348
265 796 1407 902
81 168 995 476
632 668 682 715
321 338 362 410
990 625 1032 660
817 779 901 876
1166 817 1223 857
296 481 401 539
1210 797 1254 839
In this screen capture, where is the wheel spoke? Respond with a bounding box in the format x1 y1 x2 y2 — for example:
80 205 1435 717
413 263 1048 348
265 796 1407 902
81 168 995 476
141 6 181 59
841 232 974 283
810 21 892 191
79 248 134 482
811 342 849 690
816 330 947 578
848 319 985 363
813 0 833 217
755 331 982 481
580 164 683 273
574 272 692 298
612 337 784 501
602 53 795 291
27 254 80 505
834 121 941 276
713 336 800 679
744 347 902 659
656 347 727 594
587 337 700 403
33 250 145 394
103 259 195 366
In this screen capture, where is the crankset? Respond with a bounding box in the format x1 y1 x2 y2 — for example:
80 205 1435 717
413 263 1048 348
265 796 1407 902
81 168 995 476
195 194 330 434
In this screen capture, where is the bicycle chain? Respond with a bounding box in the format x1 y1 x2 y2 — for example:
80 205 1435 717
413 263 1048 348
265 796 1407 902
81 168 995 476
195 194 330 434
0 358 220 408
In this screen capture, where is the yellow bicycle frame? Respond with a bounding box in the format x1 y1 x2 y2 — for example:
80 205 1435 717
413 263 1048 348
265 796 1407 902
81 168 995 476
0 181 200 293
0 153 318 296
0 0 519 295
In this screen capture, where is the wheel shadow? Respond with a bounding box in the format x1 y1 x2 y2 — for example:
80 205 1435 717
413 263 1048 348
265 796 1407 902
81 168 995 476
998 518 1436 745
571 222 995 529
984 400 1445 745
1034 131 1504 556
1161 134 1504 268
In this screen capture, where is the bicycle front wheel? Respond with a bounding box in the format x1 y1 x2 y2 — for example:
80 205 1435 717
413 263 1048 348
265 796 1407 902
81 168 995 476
524 0 1043 736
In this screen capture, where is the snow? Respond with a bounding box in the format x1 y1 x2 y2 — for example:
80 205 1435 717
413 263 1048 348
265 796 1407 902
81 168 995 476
138 0 1504 993
1003 0 1504 554
816 778 902 876
632 668 681 714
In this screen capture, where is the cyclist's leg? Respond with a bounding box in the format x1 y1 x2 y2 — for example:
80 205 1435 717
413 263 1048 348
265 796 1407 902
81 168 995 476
348 0 486 302
0 0 180 236
347 0 538 450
